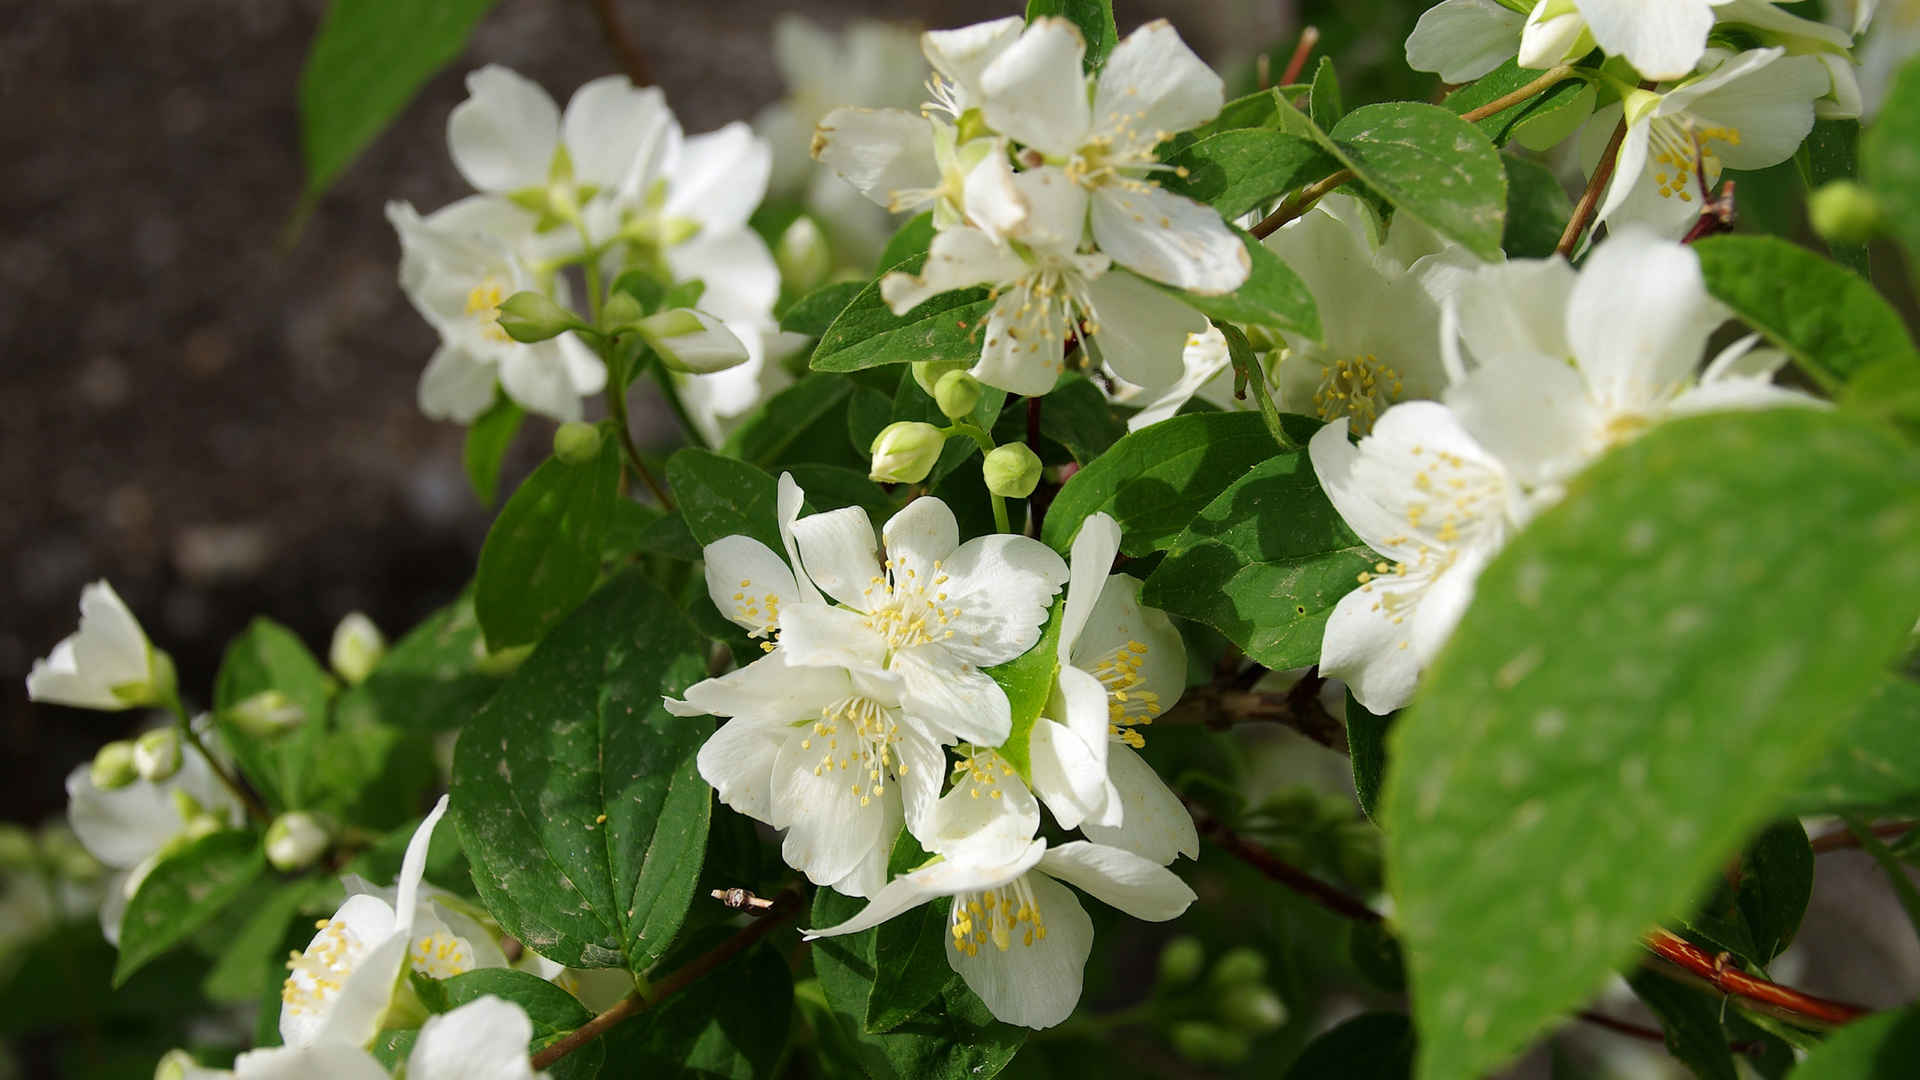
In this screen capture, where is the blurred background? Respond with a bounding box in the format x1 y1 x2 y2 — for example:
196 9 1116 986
3 1 1916 1077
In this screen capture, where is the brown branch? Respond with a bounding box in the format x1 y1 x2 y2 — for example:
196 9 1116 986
1557 94 1642 257
588 0 653 87
1457 65 1577 127
529 889 801 1068
1158 675 1347 754
1811 820 1917 854
1250 169 1354 240
1184 796 1383 923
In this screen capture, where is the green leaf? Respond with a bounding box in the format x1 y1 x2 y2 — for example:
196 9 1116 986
1141 429 1372 671
1692 235 1919 394
1151 235 1322 339
1308 56 1343 130
451 571 710 973
812 251 993 374
1041 411 1284 556
1283 1012 1415 1079
1445 60 1592 149
1791 1006 1920 1079
603 937 791 1078
299 0 502 201
1780 677 1920 814
335 593 501 733
310 719 436 830
666 449 782 553
720 374 854 469
879 212 937 269
439 969 603 1080
1038 374 1128 464
1864 54 1920 267
867 832 950 1034
1846 816 1920 943
984 597 1067 781
781 281 866 337
1626 973 1738 1080
1806 118 1869 275
1682 822 1813 966
1327 103 1508 260
1024 0 1117 71
1384 408 1920 1080
114 831 266 986
1502 154 1575 260
1347 692 1396 823
1163 130 1343 223
213 618 334 809
464 395 525 508
203 880 314 1004
475 435 622 650
788 464 902 523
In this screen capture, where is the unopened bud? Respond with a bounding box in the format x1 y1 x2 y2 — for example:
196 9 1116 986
869 421 946 484
1158 935 1205 986
601 290 645 331
637 309 750 374
133 728 182 783
154 1049 199 1080
1170 1021 1251 1066
982 443 1042 498
933 370 982 420
911 359 970 398
226 689 306 737
553 422 605 466
329 612 386 686
0 824 37 870
91 741 139 790
1810 180 1884 246
496 291 585 343
1218 982 1288 1034
265 812 330 871
777 215 833 294
1210 946 1267 988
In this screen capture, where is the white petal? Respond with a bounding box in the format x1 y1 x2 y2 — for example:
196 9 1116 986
698 717 787 825
1566 226 1723 410
1447 258 1578 371
931 533 1069 667
974 284 1071 396
881 496 961 581
921 753 1040 861
498 343 587 422
880 226 1026 314
1093 21 1223 154
1665 378 1823 417
1309 417 1404 554
893 647 1012 746
833 788 905 900
1679 53 1828 171
666 122 771 233
562 77 674 191
312 931 414 1049
1320 573 1428 715
28 640 120 710
1070 574 1187 719
804 839 1047 938
642 309 750 374
773 732 891 888
894 718 948 833
778 603 890 671
980 19 1093 157
1089 186 1249 294
664 227 781 326
1083 270 1209 395
1574 0 1715 80
1405 0 1526 83
65 764 183 868
448 66 561 193
233 1044 389 1080
1027 705 1114 833
1006 166 1089 257
946 873 1092 1029
408 996 542 1080
1518 10 1591 70
1444 334 1600 492
962 140 1028 243
1038 840 1196 920
1408 547 1492 662
1081 744 1199 863
923 16 1026 106
703 535 801 637
1058 514 1122 660
394 795 450 938
417 345 498 424
793 506 884 609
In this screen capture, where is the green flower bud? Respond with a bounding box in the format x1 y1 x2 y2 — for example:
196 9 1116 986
154 1049 199 1080
1218 982 1288 1034
1810 180 1884 246
181 814 223 842
869 421 946 484
1170 1021 1251 1066
777 215 833 294
328 612 386 687
265 812 330 872
982 443 1042 499
132 728 182 783
495 291 585 343
1157 935 1206 986
225 689 307 737
1210 946 1267 988
553 421 605 466
601 290 645 331
90 741 139 790
637 309 750 373
912 359 971 398
0 825 37 871
933 370 982 420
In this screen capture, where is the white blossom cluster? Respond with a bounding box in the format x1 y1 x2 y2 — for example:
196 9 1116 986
666 478 1197 1028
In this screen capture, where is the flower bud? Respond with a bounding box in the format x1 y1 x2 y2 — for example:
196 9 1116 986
225 689 307 737
265 812 330 872
496 291 586 343
329 612 386 687
1170 1021 1251 1067
636 309 750 374
1810 180 1884 246
1210 946 1267 988
0 824 37 870
1218 982 1288 1034
600 289 645 331
777 215 833 294
133 728 182 783
911 359 971 398
982 443 1042 498
154 1049 199 1080
869 421 946 484
553 421 605 466
90 741 139 790
933 370 982 420
1157 935 1206 986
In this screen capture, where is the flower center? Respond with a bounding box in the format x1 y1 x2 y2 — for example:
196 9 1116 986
951 874 1047 954
949 748 1015 800
865 557 962 651
409 929 477 980
727 576 784 648
1649 116 1740 203
281 917 371 1019
1092 640 1160 748
465 279 510 344
802 695 905 807
1314 354 1404 436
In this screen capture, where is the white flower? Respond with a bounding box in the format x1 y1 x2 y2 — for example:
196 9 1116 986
975 18 1248 293
1441 226 1818 502
66 733 242 944
1589 47 1830 238
880 167 1205 397
805 837 1194 1029
280 796 501 1049
28 581 166 711
781 491 1068 747
387 197 605 423
1026 514 1198 866
1406 0 1531 83
217 996 548 1080
1309 403 1522 716
448 66 675 210
915 746 1042 861
757 16 929 196
1124 327 1258 431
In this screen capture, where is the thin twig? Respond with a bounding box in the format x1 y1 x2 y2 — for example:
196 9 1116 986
166 697 269 824
1251 169 1354 239
1279 26 1320 87
1572 1010 1762 1055
1183 797 1382 923
1810 820 1917 854
605 380 674 509
1456 65 1577 127
1557 113 1629 256
587 0 652 86
529 890 802 1068
1157 680 1347 754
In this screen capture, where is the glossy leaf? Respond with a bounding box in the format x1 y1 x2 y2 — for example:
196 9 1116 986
464 395 524 508
1327 102 1508 260
812 251 993 374
213 618 334 809
1151 235 1321 339
114 831 265 986
1025 0 1117 71
1164 131 1341 222
666 449 782 554
475 435 622 650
